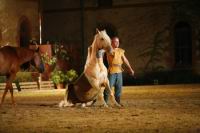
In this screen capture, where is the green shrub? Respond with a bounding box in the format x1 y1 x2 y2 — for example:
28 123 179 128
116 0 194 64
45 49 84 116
50 70 65 84
65 69 78 83
0 72 38 83
0 76 6 83
15 72 35 82
51 69 78 84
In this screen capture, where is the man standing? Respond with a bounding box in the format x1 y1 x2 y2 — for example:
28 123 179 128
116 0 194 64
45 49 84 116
104 37 134 105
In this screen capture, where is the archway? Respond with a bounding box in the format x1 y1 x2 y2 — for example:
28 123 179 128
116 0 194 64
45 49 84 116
0 28 2 44
19 17 31 70
174 22 192 69
19 17 31 48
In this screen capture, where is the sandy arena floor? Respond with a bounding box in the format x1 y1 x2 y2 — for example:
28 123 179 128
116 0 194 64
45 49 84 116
0 84 200 133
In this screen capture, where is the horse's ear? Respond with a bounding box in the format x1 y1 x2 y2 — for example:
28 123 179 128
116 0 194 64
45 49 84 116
96 28 100 34
35 47 39 52
34 43 39 52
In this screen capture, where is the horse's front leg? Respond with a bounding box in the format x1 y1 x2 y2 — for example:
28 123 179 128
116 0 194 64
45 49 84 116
0 84 10 107
105 79 121 107
8 83 15 106
87 78 108 107
98 86 108 107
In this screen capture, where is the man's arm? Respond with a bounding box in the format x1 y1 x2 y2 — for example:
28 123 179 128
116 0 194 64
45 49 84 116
122 54 134 76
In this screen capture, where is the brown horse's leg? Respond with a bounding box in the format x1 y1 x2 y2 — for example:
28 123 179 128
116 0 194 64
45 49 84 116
7 73 17 106
9 84 15 106
0 87 9 106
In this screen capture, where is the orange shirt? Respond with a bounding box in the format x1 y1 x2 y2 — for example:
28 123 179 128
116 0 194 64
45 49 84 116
107 48 125 74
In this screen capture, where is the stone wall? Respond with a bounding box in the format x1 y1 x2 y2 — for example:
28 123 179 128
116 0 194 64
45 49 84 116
84 5 172 74
1 0 199 83
0 0 39 47
3 0 198 78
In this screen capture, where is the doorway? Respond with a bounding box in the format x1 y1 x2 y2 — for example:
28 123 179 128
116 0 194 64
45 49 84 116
19 18 31 48
19 17 31 70
174 22 192 69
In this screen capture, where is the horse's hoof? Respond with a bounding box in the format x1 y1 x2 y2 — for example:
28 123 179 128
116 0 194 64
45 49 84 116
59 100 74 108
58 100 65 108
85 100 96 107
99 103 109 108
81 103 86 108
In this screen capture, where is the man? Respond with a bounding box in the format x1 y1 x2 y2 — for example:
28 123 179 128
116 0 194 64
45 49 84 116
104 36 134 105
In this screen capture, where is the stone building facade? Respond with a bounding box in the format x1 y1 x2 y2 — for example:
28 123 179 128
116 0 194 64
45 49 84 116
1 0 200 84
0 0 39 47
42 0 200 84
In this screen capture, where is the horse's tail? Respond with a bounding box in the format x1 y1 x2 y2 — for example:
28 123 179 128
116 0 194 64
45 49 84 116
67 83 81 104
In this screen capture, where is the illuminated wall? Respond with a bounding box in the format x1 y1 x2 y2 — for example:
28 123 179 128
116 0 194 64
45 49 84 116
0 0 39 47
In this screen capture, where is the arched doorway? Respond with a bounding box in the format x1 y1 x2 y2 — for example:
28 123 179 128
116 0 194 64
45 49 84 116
19 17 31 70
19 17 31 48
0 27 2 42
0 28 2 43
174 22 192 69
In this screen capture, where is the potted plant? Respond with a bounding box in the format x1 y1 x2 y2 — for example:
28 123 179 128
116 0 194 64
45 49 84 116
50 69 78 89
64 69 78 84
41 52 57 80
50 70 65 89
41 52 57 66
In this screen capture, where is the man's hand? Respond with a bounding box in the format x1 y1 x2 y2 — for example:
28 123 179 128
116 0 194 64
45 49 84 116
129 69 134 77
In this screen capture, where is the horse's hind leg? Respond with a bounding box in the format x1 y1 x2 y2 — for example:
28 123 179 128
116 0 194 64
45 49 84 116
0 82 14 106
0 87 9 106
84 99 96 107
7 73 17 106
59 85 74 107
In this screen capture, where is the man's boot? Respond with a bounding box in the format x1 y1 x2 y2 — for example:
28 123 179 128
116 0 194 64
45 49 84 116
115 96 120 104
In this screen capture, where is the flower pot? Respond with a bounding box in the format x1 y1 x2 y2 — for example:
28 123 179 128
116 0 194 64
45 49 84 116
56 83 64 89
39 44 52 57
39 44 53 80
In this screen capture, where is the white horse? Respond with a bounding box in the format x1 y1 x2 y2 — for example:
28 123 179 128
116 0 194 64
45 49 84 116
59 29 121 107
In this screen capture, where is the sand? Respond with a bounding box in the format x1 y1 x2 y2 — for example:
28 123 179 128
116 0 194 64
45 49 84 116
0 84 200 133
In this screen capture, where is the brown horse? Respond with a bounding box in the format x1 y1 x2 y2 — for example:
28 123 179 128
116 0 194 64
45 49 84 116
0 46 44 106
59 29 121 107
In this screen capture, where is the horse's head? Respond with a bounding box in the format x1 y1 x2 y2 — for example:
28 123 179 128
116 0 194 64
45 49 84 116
95 29 112 54
32 48 45 73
